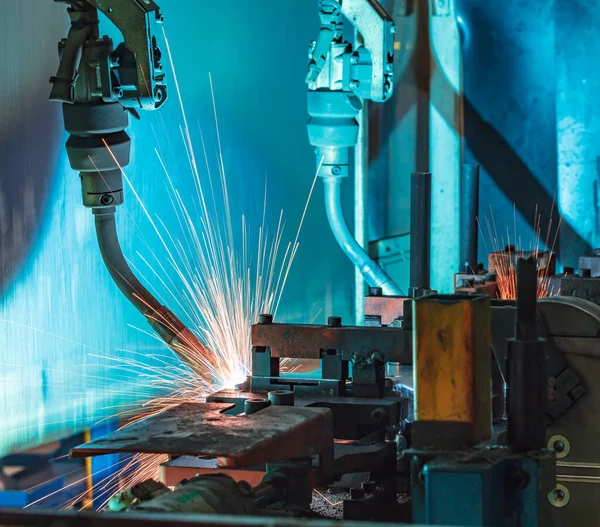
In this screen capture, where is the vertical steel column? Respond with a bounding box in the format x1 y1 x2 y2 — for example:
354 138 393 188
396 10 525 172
460 163 480 273
409 171 431 297
354 30 369 324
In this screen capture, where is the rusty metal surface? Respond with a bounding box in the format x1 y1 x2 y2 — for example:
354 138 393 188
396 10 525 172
488 250 555 278
252 323 411 363
70 403 333 472
363 296 407 326
160 456 265 487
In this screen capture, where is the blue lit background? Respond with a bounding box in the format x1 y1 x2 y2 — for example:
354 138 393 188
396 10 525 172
0 0 353 456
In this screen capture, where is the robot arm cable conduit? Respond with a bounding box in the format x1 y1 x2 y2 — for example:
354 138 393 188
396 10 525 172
323 178 402 296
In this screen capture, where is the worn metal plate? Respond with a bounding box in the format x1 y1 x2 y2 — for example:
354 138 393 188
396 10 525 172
559 277 600 307
70 403 333 470
252 323 411 363
538 296 600 338
364 296 407 326
160 456 265 487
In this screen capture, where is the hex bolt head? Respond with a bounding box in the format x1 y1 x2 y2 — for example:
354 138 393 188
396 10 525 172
328 316 342 327
581 268 592 277
564 266 575 275
369 287 383 297
258 314 273 324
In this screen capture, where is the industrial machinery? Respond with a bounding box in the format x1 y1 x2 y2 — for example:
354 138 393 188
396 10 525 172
4 1 600 527
48 0 208 364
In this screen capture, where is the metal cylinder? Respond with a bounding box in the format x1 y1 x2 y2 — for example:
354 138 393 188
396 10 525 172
244 398 271 415
268 390 295 406
506 258 547 452
506 339 547 451
460 164 480 273
410 172 432 295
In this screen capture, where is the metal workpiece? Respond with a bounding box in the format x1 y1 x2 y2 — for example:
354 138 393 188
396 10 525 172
51 0 167 110
412 294 491 445
251 321 411 363
559 275 600 306
409 172 431 297
364 293 408 327
506 258 547 453
71 402 334 477
459 163 480 274
323 178 403 296
209 389 408 442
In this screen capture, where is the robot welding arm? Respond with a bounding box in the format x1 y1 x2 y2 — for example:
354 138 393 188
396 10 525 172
50 0 166 110
307 0 401 296
50 1 204 360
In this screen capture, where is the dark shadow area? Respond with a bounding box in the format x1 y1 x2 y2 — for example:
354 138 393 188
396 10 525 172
0 104 62 294
368 0 591 262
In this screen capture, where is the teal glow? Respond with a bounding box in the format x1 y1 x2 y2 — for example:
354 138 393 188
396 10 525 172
0 1 355 455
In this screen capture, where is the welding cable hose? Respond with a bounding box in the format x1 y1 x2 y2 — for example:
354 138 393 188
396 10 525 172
93 209 193 350
323 177 403 296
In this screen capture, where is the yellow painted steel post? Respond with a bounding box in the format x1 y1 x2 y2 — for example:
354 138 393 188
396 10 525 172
84 428 93 509
413 294 491 444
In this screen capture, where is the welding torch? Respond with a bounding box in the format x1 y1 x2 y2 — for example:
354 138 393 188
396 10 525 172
307 0 402 296
50 1 205 358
